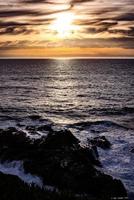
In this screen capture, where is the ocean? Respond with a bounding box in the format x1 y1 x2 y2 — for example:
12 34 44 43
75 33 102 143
0 58 134 197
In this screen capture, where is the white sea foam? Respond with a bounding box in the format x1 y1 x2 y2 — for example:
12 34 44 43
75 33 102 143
0 160 58 192
0 161 43 188
71 122 134 194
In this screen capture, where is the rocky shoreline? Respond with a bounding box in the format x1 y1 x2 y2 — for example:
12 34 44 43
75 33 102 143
0 116 128 200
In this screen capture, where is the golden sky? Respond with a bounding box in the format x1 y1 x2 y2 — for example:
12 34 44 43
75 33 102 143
0 0 134 57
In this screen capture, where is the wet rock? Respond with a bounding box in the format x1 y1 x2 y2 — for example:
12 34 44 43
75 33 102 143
0 126 127 199
0 127 29 148
23 148 99 192
0 172 96 200
40 129 80 149
37 124 53 132
23 129 126 198
90 174 128 198
0 127 32 161
73 147 101 167
88 136 111 149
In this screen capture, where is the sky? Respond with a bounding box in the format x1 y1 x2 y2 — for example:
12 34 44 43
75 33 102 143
0 0 134 57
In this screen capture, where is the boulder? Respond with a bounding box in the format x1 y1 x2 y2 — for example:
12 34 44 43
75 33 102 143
40 129 80 149
0 127 30 148
37 124 53 132
0 172 94 200
0 126 127 199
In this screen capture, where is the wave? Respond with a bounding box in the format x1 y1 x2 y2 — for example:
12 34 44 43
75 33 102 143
0 161 43 187
68 120 132 131
86 107 134 116
0 114 133 197
0 86 37 90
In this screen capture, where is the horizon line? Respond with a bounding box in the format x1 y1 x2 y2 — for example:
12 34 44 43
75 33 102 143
0 56 134 59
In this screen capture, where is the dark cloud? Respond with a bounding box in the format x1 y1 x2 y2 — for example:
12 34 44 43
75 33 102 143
28 18 54 25
0 9 42 18
109 27 134 37
62 37 134 49
0 6 71 19
98 22 118 26
75 19 98 26
90 21 118 33
0 21 31 26
0 26 37 35
21 0 64 4
0 0 134 53
116 13 134 21
77 20 118 34
22 0 47 3
70 0 94 9
92 7 120 15
0 18 53 27
71 0 94 4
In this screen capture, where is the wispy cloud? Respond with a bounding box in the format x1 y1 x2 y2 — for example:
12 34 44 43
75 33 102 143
0 0 134 55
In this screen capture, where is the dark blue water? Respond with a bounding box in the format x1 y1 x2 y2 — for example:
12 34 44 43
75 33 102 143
0 59 134 125
0 58 134 197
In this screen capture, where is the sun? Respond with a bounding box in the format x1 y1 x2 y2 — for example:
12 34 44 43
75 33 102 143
50 12 75 38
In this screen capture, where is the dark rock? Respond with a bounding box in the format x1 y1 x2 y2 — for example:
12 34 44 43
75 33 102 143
73 147 101 167
88 136 111 149
0 127 32 161
0 172 33 200
37 124 53 132
40 129 80 149
0 126 127 199
4 127 17 133
90 174 127 198
0 127 29 148
0 172 95 200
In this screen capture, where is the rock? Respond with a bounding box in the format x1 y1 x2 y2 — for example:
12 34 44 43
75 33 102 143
0 127 32 161
0 172 33 200
40 129 80 149
37 124 53 132
0 172 94 200
23 129 126 198
0 126 127 199
90 173 127 198
88 136 111 149
73 147 101 167
0 127 29 148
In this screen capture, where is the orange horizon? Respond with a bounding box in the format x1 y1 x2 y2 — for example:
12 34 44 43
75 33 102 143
0 47 134 58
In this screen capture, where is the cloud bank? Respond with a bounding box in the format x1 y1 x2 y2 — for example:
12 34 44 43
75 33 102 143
0 0 134 56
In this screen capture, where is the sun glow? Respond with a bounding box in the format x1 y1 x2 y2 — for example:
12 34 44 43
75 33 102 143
50 12 76 38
